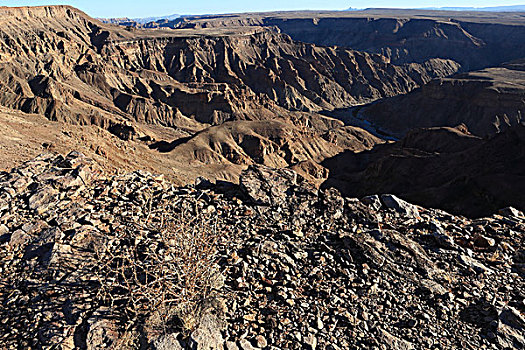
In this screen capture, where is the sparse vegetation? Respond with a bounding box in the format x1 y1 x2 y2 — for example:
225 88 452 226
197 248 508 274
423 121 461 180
93 202 220 334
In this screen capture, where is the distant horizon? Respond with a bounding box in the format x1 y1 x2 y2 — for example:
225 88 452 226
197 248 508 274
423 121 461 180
1 1 524 18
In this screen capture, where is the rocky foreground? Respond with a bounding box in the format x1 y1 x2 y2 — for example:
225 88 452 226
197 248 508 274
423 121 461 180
0 152 524 349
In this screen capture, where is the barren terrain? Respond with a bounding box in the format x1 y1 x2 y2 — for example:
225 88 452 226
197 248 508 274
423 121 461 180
0 6 524 349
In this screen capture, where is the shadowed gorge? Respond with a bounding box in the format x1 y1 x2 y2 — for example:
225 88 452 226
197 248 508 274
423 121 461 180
322 124 525 217
356 61 525 138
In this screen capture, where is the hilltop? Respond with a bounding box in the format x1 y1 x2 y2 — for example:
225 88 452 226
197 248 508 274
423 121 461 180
0 152 523 349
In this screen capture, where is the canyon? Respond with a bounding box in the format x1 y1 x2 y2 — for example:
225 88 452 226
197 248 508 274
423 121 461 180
163 9 525 70
356 61 525 138
0 5 524 349
0 6 462 183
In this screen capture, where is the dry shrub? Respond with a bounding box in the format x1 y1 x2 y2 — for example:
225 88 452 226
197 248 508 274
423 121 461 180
94 204 220 334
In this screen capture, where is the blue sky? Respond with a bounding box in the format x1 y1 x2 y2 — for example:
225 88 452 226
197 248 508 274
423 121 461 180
2 1 524 18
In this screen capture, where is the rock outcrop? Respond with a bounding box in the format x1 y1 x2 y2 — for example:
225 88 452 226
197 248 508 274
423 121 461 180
0 153 523 349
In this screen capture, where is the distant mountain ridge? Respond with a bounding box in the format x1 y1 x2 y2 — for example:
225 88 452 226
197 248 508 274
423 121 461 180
133 13 180 24
418 5 525 12
99 13 180 26
347 5 525 12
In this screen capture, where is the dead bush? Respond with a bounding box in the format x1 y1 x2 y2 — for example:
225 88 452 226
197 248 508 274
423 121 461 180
93 202 220 334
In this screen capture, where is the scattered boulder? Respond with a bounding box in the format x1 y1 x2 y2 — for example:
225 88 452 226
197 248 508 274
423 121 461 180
238 339 258 350
431 221 457 250
8 229 32 249
321 187 345 220
472 234 496 248
86 316 120 350
361 195 382 211
496 306 525 349
153 334 184 350
28 186 58 212
499 206 525 219
380 194 420 218
189 309 225 350
419 279 448 296
459 254 494 274
378 329 415 350
240 165 300 206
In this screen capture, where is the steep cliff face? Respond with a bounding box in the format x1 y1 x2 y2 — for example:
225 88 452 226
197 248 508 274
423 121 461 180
0 6 140 132
263 17 525 70
357 63 525 138
173 11 525 71
0 6 459 138
107 32 459 111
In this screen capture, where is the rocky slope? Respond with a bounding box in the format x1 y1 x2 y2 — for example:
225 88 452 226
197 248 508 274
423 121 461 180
322 124 525 217
355 62 525 138
161 115 382 183
0 105 210 185
0 102 384 186
172 9 525 71
0 152 523 349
